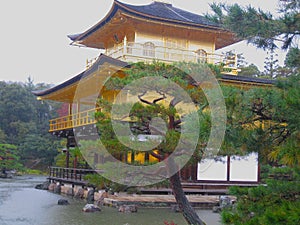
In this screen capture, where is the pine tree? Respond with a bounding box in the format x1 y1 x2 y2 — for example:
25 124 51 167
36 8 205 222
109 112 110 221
263 47 279 78
207 0 300 50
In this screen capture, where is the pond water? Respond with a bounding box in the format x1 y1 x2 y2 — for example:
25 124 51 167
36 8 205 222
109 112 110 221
0 176 221 225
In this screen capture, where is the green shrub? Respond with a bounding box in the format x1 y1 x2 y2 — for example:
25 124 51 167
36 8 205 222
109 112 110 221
221 167 300 225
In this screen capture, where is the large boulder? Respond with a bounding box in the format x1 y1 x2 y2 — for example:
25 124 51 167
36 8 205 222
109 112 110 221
48 183 56 192
118 205 138 213
35 181 50 190
87 189 95 204
54 184 61 194
95 190 109 206
74 188 85 199
82 204 101 213
0 170 14 178
213 196 235 213
58 199 69 205
0 173 8 178
219 196 234 208
66 187 74 196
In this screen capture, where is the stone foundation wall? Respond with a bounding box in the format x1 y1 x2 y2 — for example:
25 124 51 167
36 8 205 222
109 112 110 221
47 181 108 203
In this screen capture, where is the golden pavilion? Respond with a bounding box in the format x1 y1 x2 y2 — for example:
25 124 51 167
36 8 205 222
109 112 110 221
34 0 273 185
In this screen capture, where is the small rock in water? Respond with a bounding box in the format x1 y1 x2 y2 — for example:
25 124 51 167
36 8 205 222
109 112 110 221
170 204 182 213
82 204 101 213
58 199 69 205
118 204 138 213
212 206 221 213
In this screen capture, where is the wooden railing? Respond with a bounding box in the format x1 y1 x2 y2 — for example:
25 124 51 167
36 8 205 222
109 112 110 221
49 107 101 132
104 41 238 73
49 166 102 184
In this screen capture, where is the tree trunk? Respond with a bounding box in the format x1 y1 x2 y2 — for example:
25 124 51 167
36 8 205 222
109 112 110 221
169 171 206 225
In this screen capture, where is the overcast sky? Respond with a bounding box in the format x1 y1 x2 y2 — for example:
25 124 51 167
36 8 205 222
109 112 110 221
0 0 286 84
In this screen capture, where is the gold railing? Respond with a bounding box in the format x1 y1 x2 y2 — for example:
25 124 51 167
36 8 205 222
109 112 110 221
49 107 101 132
104 41 238 73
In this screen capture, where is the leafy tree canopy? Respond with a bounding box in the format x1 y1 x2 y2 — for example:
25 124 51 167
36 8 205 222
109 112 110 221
0 144 23 171
0 79 62 170
222 166 300 225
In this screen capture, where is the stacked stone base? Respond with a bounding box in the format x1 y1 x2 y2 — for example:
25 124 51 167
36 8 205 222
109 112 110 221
47 182 108 204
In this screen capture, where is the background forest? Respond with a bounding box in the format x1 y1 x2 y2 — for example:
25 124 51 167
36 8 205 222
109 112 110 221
0 79 62 171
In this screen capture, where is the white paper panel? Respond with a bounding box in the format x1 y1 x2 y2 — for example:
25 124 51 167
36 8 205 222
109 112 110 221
229 152 258 182
197 156 227 181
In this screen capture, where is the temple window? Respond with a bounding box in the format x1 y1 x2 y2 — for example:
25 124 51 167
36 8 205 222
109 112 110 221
143 42 155 57
196 49 207 63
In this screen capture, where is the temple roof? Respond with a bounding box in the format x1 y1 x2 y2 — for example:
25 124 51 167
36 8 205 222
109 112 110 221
69 0 234 48
114 1 219 27
221 74 276 85
34 54 275 103
33 54 128 102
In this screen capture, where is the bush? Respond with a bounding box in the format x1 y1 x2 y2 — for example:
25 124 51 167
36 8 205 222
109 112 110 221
221 167 300 225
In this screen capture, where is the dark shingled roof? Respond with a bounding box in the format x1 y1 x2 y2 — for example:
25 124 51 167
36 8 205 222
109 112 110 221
221 74 276 85
116 0 219 27
33 53 275 100
69 0 222 42
32 71 85 97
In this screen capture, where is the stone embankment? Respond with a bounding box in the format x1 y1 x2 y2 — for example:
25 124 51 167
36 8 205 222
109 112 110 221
35 181 235 211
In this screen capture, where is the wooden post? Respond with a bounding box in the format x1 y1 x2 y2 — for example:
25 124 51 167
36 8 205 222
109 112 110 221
68 103 73 128
192 164 197 182
123 36 127 54
234 53 238 69
131 151 135 164
227 156 230 182
66 147 70 169
257 162 261 182
124 152 127 163
144 152 149 163
73 156 77 179
76 100 80 126
94 153 99 166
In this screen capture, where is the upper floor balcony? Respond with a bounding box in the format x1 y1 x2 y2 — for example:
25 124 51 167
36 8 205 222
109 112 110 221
94 41 239 75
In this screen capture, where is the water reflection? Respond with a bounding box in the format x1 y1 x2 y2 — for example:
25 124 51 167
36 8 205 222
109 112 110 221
0 176 221 225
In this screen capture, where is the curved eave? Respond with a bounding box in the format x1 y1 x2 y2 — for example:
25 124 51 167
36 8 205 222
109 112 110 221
32 71 84 100
114 0 225 31
33 54 128 102
70 0 236 47
69 1 119 45
220 75 276 88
